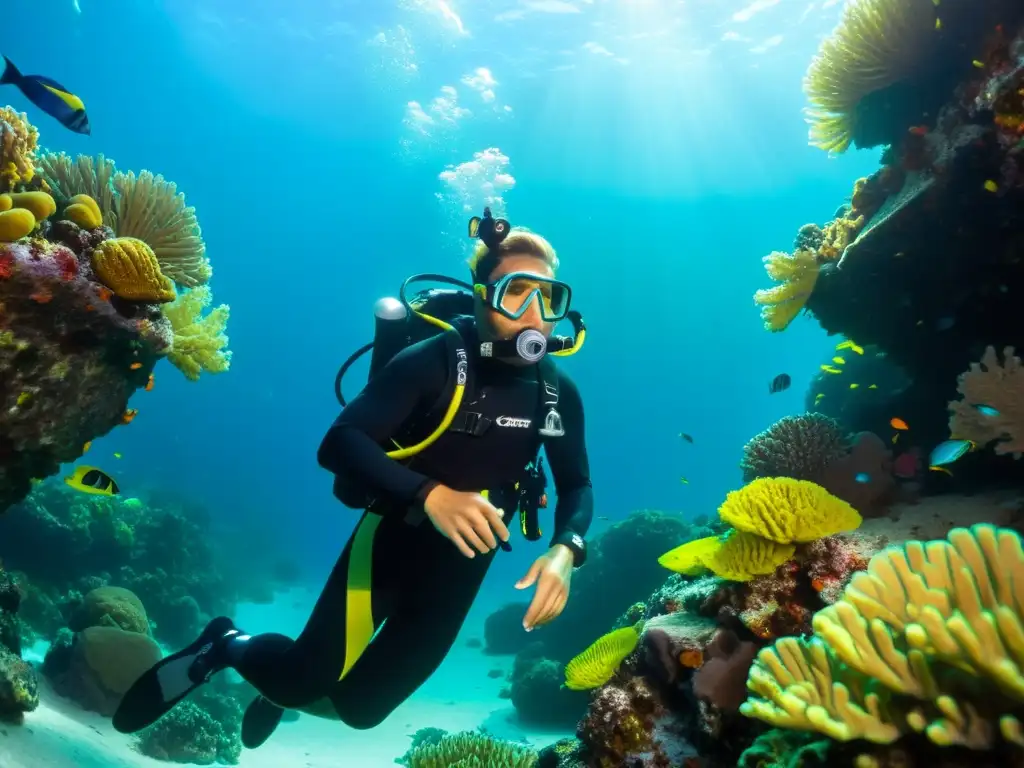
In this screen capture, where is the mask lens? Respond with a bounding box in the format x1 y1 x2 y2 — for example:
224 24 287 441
497 276 570 320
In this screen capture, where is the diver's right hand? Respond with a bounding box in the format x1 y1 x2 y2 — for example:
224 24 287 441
423 485 510 558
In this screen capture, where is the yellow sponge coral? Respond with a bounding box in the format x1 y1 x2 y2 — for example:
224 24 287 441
564 620 644 691
0 208 36 242
754 248 820 332
719 477 862 544
91 237 177 303
162 285 231 381
8 191 55 221
65 193 103 229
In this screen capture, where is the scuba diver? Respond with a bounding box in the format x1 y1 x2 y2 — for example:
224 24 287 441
112 208 594 748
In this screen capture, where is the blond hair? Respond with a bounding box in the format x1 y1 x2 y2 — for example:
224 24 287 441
468 226 559 280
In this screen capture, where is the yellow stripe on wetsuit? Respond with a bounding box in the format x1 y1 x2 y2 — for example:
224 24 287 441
339 512 382 681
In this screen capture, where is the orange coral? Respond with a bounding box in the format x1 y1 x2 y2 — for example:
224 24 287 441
948 345 1024 458
0 107 38 193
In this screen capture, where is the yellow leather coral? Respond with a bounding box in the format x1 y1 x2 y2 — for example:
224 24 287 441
742 524 1024 750
161 285 231 381
65 193 103 229
8 191 55 221
0 106 38 193
91 237 177 303
719 477 862 544
0 208 36 242
754 248 820 332
704 530 796 582
564 620 644 691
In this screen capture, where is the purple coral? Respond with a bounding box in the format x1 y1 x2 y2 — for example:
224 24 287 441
740 413 851 483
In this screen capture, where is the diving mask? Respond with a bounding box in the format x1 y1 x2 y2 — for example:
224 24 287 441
475 271 573 323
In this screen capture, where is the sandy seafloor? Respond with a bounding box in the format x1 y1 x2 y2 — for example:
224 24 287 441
0 591 569 768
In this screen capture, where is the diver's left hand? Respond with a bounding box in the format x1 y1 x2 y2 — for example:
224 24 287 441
516 544 574 631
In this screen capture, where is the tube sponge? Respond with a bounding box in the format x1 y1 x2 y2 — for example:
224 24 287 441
719 477 862 544
161 285 231 381
948 345 1024 458
65 193 103 229
0 208 36 242
8 191 55 221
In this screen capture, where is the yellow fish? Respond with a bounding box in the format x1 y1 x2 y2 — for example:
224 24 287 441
64 465 120 496
835 340 864 355
832 356 845 365
679 477 689 485
868 384 878 389
820 365 842 374
850 383 859 389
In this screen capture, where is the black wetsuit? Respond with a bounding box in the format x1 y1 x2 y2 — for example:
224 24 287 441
228 320 593 728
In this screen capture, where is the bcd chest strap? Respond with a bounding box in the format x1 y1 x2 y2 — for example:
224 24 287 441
447 356 561 439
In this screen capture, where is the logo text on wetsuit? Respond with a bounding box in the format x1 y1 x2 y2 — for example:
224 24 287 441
456 348 468 385
496 416 532 428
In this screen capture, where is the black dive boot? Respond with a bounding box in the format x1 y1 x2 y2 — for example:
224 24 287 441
112 616 238 734
241 695 286 749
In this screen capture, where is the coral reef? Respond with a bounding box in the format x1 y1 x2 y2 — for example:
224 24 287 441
0 114 231 514
742 524 1024 756
135 686 243 765
0 483 292 648
484 601 533 655
510 643 589 726
739 414 897 518
0 565 38 722
802 0 1020 153
791 18 1024 489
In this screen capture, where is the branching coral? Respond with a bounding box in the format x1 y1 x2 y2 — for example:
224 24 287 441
740 414 851 483
741 524 1024 750
0 107 38 193
948 345 1024 458
754 248 820 332
162 286 231 381
112 170 211 288
802 0 943 154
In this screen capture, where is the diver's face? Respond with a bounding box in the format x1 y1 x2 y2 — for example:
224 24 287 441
478 254 556 342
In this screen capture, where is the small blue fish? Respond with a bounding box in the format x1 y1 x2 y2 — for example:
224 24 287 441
929 439 974 467
854 472 870 483
0 55 90 135
973 404 1000 417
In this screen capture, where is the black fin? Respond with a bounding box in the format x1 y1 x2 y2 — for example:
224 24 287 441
112 616 236 734
241 696 286 749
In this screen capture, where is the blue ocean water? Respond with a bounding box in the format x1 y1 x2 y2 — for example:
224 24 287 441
2 0 884 764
